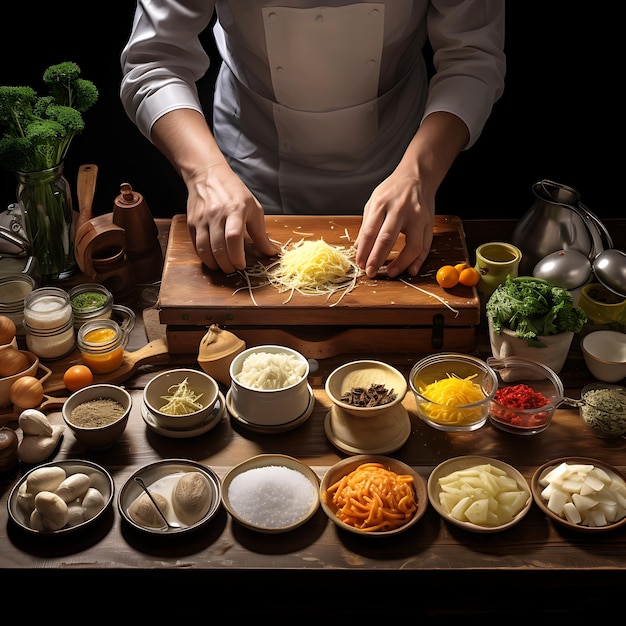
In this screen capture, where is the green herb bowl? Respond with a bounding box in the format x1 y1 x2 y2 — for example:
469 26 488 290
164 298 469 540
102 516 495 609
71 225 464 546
486 356 564 435
577 383 626 438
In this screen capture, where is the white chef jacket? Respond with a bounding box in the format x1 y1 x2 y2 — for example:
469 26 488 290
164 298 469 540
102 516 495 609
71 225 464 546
121 1 505 214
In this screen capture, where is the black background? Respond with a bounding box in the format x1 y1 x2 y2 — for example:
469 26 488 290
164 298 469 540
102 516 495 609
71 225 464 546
0 3 620 222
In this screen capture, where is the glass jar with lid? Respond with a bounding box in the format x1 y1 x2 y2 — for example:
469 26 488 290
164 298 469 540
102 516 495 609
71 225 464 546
69 283 114 330
23 286 75 359
76 318 128 374
0 274 37 335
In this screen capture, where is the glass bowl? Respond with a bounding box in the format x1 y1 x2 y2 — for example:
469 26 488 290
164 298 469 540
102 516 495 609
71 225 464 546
486 356 564 435
409 353 498 431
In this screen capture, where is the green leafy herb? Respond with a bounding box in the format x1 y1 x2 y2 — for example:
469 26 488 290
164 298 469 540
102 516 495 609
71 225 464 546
0 61 98 172
486 276 587 347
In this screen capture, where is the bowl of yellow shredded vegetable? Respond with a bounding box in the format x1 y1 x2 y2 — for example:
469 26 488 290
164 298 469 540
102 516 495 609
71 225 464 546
143 368 220 431
409 353 498 432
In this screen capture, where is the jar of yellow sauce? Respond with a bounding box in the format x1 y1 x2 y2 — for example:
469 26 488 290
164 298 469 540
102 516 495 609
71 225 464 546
76 319 128 374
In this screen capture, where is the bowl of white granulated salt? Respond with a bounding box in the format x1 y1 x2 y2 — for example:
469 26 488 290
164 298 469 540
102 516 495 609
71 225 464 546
221 454 320 533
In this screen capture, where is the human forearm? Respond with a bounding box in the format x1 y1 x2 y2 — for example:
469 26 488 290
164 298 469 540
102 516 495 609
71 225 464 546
396 111 470 199
150 109 229 185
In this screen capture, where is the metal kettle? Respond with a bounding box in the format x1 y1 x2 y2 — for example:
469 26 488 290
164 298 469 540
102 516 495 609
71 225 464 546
512 179 612 276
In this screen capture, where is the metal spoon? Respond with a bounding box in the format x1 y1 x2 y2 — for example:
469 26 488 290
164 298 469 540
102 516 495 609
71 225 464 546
134 476 181 529
592 249 626 298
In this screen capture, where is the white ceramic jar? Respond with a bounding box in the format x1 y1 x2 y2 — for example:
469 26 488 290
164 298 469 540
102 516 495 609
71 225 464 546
23 287 75 359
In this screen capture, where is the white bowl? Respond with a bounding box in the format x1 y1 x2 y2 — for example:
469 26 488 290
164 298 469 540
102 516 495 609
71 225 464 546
228 345 310 426
581 330 626 383
143 368 220 430
62 384 132 449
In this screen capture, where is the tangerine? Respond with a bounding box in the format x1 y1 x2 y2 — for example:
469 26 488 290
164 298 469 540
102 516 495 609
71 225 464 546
454 262 469 274
436 265 460 289
458 267 481 287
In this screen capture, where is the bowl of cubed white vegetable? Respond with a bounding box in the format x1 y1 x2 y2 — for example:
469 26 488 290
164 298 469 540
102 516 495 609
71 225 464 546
531 456 626 532
427 455 532 533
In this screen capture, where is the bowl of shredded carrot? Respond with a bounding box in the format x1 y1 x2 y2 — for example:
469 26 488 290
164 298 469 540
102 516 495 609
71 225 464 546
319 455 428 536
409 353 498 432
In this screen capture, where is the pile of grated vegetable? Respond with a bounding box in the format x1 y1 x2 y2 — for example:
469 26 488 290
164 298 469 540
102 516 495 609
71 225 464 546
240 238 363 305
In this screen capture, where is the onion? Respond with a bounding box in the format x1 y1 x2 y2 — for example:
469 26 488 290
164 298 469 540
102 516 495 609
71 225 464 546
0 348 30 377
0 315 16 345
10 376 44 409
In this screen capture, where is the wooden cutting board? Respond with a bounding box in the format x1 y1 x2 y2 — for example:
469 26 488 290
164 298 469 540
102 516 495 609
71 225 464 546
159 215 480 357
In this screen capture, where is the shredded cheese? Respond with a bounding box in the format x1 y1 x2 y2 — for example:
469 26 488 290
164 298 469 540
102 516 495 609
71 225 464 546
240 238 363 305
417 374 486 425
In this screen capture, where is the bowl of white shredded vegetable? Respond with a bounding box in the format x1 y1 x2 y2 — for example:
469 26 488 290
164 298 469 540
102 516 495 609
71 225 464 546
409 353 498 432
143 368 220 431
228 345 311 426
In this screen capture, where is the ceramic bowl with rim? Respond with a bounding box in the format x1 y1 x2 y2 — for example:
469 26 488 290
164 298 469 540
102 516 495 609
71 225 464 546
228 345 310 426
577 382 626 438
409 353 498 431
580 330 626 383
531 456 626 532
118 459 222 535
221 454 320 533
319 454 427 537
143 368 220 430
427 455 532 533
324 360 407 418
7 459 114 535
486 356 564 435
62 384 132 450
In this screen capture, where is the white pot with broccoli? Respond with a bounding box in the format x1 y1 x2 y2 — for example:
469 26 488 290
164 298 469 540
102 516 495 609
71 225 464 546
486 276 588 373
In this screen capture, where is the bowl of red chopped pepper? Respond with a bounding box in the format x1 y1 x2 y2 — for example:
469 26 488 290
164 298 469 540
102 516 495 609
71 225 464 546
486 356 564 435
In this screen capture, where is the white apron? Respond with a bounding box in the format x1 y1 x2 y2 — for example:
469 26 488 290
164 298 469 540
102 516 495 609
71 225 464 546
211 2 428 214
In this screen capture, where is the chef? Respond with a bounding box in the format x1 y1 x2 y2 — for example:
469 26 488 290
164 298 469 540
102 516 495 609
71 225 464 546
120 1 505 278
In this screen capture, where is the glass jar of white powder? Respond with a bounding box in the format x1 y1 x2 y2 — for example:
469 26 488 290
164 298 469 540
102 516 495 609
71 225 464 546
23 287 75 359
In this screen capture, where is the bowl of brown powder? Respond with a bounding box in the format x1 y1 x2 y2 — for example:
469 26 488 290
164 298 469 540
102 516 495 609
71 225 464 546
62 383 132 449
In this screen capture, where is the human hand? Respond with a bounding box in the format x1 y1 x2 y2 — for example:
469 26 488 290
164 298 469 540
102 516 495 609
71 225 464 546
185 164 279 273
355 171 434 279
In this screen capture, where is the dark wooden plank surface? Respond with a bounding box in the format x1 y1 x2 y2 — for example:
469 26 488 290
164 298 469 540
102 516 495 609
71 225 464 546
2 217 625 616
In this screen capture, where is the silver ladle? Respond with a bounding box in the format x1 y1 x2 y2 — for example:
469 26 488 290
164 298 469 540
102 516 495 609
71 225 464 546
592 249 626 298
134 476 181 529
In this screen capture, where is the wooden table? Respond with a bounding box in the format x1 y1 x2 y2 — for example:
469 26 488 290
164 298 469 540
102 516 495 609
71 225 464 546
1 218 625 618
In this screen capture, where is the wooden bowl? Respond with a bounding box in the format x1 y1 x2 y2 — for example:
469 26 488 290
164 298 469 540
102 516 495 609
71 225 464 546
428 455 532 533
320 455 427 536
531 456 626 532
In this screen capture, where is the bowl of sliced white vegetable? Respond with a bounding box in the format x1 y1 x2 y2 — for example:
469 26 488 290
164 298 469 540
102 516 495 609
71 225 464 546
143 368 220 431
531 456 626 532
427 455 532 533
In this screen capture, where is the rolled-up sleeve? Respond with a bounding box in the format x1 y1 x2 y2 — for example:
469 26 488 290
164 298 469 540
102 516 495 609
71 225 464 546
424 0 506 148
120 0 217 139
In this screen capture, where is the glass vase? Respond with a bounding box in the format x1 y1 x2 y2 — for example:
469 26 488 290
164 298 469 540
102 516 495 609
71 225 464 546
16 163 76 281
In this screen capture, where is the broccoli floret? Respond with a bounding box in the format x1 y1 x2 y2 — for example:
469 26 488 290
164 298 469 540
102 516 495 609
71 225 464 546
0 86 37 136
0 61 98 172
42 61 98 112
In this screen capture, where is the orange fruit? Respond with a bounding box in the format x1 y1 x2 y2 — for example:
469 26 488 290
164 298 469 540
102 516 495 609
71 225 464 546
458 267 481 287
436 265 460 289
63 365 94 392
454 262 469 274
